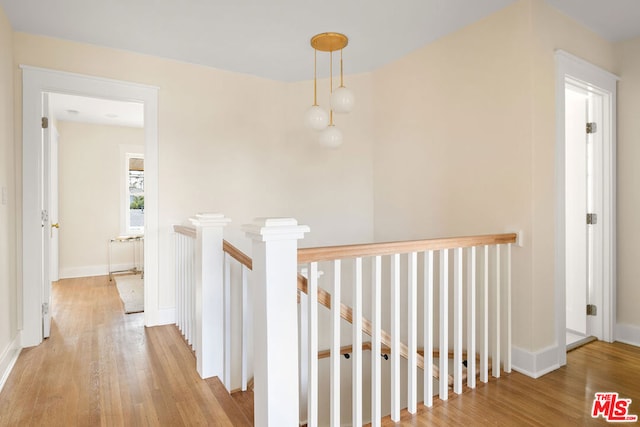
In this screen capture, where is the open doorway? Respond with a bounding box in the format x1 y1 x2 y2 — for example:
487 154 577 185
46 93 145 316
555 51 618 365
21 67 159 348
564 81 604 350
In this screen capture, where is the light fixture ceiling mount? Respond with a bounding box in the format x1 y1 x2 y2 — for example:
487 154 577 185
310 32 348 52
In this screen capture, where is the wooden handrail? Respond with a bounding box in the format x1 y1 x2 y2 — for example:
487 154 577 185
174 224 196 239
223 240 253 270
298 233 517 264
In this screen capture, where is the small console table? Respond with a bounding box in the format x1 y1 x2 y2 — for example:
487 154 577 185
108 235 144 281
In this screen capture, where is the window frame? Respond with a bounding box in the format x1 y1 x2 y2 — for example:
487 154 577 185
121 148 145 236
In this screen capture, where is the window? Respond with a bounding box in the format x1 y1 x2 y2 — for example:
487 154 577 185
125 153 144 235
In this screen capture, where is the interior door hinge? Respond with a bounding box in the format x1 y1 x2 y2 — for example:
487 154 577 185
586 122 597 134
42 302 49 316
42 117 49 129
587 213 598 225
587 304 597 316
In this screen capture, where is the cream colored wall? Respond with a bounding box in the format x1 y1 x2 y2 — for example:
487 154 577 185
373 0 535 350
615 36 640 328
0 6 17 365
13 33 375 308
372 0 618 353
56 121 144 277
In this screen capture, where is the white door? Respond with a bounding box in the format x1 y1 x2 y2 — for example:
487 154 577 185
49 126 60 282
41 93 52 339
565 81 605 341
565 85 588 336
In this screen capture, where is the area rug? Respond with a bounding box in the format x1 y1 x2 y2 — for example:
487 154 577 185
114 275 144 314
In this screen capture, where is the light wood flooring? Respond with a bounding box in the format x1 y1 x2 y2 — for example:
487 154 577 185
1 276 639 426
380 341 640 426
0 276 251 426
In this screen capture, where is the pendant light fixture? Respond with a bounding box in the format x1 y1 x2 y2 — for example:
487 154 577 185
304 32 355 148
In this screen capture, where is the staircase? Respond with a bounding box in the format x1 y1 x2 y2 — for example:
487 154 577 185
173 214 516 426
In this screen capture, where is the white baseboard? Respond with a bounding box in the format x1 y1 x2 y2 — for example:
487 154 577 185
156 308 176 325
0 333 22 393
60 263 135 279
615 323 640 347
511 344 560 378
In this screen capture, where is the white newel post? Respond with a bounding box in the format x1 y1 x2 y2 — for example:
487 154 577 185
190 213 231 379
244 218 309 427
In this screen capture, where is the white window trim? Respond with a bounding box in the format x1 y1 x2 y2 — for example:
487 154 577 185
121 146 144 236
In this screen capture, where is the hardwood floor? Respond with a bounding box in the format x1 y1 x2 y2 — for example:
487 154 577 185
2 275 639 426
381 341 640 426
0 276 250 426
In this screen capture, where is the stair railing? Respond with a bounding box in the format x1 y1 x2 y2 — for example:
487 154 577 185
173 213 230 381
296 232 516 426
222 240 253 392
175 215 516 427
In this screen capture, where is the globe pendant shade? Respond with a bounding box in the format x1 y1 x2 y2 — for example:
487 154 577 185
319 125 343 148
330 86 355 114
305 105 329 130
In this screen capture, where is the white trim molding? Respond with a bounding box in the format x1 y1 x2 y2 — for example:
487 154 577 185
615 324 640 347
0 333 21 394
511 344 560 379
554 50 618 367
21 66 160 347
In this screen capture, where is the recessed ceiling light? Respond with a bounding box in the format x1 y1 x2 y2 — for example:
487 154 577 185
66 109 79 115
105 113 119 119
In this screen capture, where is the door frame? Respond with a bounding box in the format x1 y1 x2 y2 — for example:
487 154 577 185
554 50 618 366
21 66 159 347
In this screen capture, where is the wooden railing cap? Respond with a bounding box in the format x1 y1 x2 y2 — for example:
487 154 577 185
298 232 517 263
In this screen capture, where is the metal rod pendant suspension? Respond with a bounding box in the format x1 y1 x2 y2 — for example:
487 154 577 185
340 49 344 87
313 49 318 106
329 50 334 125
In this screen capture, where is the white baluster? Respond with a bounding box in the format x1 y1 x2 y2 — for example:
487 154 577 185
480 245 489 383
308 262 319 427
494 245 501 379
408 251 418 413
352 257 363 427
453 247 463 395
424 250 434 407
175 233 181 332
467 246 477 389
241 264 249 391
190 237 195 349
506 243 512 373
371 256 381 426
390 253 401 420
224 253 232 389
299 291 309 425
181 235 186 335
331 260 341 427
439 249 449 400
186 235 192 345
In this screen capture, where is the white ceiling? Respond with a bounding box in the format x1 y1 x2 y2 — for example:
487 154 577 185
50 93 143 128
3 1 639 83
